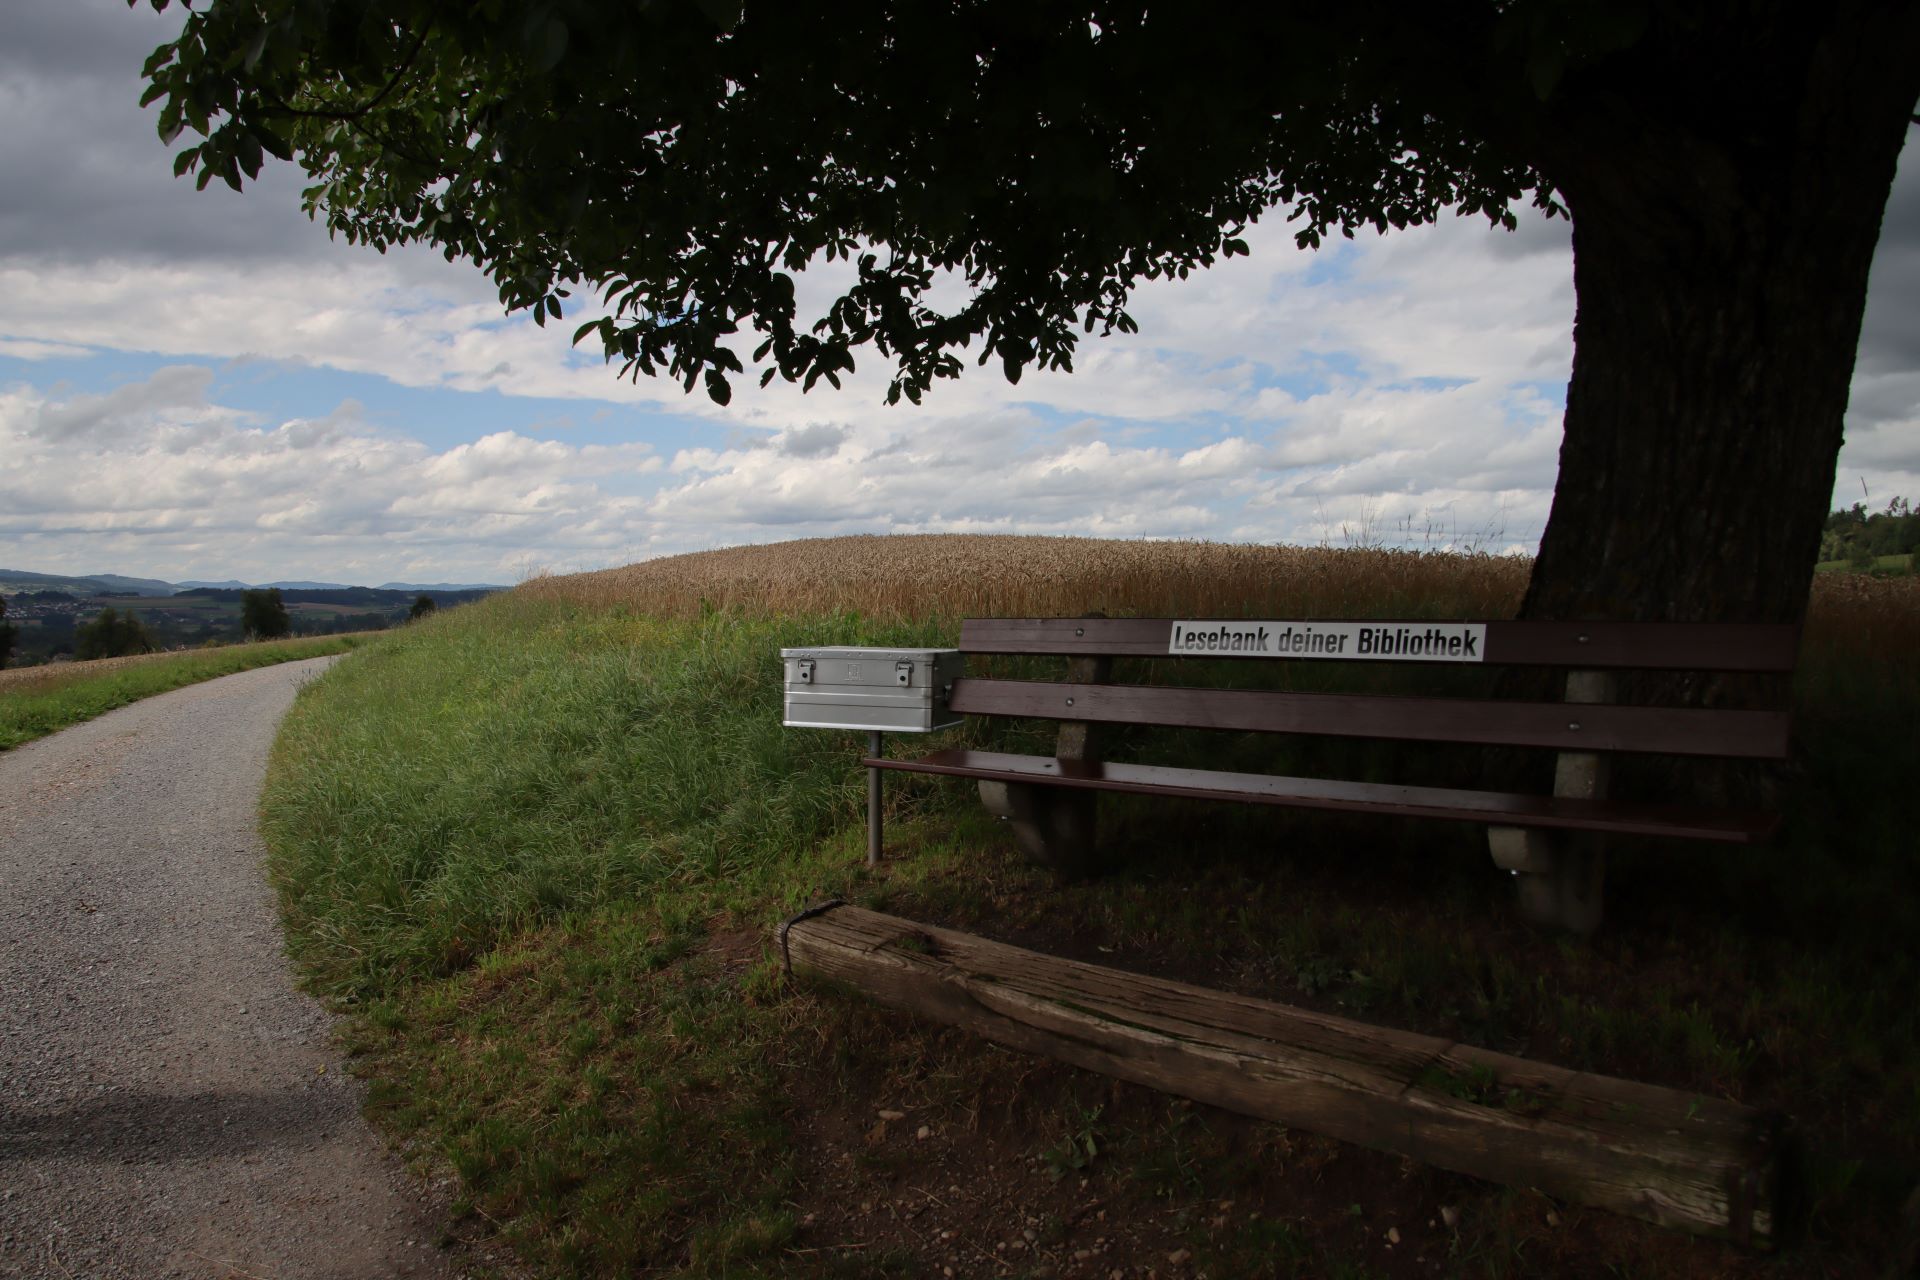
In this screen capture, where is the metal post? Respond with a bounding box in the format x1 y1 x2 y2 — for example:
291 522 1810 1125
867 730 884 867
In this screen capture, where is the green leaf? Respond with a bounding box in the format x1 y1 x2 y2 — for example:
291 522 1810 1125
535 17 568 72
237 133 264 178
254 126 294 162
704 369 732 404
695 0 744 32
243 27 269 74
1526 48 1567 100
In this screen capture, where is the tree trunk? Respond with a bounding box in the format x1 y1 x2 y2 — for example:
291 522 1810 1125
1524 4 1920 628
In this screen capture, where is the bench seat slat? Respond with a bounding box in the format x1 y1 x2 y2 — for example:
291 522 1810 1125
960 618 1801 673
947 679 1792 760
870 749 1779 844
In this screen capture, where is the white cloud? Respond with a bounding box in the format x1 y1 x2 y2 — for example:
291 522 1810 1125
0 195 1574 426
0 368 661 582
0 212 1592 579
6 181 1912 580
0 337 93 360
2 0 1915 583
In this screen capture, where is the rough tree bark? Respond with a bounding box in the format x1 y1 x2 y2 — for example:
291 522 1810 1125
1523 3 1920 629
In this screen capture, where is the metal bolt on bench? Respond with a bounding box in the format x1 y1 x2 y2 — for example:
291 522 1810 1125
780 646 965 865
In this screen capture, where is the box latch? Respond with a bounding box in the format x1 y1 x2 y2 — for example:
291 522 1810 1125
894 660 914 686
797 658 815 685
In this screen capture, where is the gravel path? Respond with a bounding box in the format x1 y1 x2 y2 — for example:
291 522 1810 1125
0 658 490 1280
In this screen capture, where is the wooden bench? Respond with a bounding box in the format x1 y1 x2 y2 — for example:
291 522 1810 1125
868 617 1800 933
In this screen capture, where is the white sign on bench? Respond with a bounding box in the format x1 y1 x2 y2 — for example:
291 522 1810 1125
1168 620 1488 661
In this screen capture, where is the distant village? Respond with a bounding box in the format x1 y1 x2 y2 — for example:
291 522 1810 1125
0 576 500 666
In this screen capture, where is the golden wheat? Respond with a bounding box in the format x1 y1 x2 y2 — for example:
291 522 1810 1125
523 534 1916 661
523 534 1532 621
1804 571 1920 661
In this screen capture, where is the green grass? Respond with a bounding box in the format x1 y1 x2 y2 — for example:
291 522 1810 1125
259 590 1920 1277
1813 552 1917 574
265 596 955 1272
0 634 368 751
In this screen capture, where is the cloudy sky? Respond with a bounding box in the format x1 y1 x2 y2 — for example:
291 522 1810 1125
2 2 1916 587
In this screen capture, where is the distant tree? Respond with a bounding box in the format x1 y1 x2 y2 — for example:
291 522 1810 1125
1821 496 1919 566
75 607 154 660
241 588 292 640
408 594 438 621
0 596 16 669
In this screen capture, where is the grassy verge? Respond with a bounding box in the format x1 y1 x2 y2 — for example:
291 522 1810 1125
0 634 369 751
261 550 1918 1278
1814 552 1917 574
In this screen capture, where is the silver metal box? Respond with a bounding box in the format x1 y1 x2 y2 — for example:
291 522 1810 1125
780 646 965 732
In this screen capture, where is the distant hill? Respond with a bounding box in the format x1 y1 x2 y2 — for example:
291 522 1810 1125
0 569 176 597
85 573 182 596
180 578 511 592
207 579 509 592
186 585 500 608
5 575 507 664
6 569 510 597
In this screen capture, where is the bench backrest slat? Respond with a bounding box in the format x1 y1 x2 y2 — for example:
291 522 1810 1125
959 618 1801 673
946 679 1793 759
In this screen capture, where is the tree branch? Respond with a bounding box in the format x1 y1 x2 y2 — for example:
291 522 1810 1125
264 20 435 122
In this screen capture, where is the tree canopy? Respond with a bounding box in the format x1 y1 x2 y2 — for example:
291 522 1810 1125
0 596 16 670
75 607 154 661
134 0 1601 404
241 587 292 640
136 0 1920 623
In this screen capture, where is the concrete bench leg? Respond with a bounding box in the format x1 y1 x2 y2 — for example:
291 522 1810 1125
1489 827 1606 936
979 780 1104 878
979 636 1112 878
1489 668 1614 936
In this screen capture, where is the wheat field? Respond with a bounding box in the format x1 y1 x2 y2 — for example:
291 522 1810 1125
524 534 1534 622
521 533 1917 651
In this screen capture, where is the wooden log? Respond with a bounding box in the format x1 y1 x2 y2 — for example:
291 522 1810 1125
782 905 1794 1247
